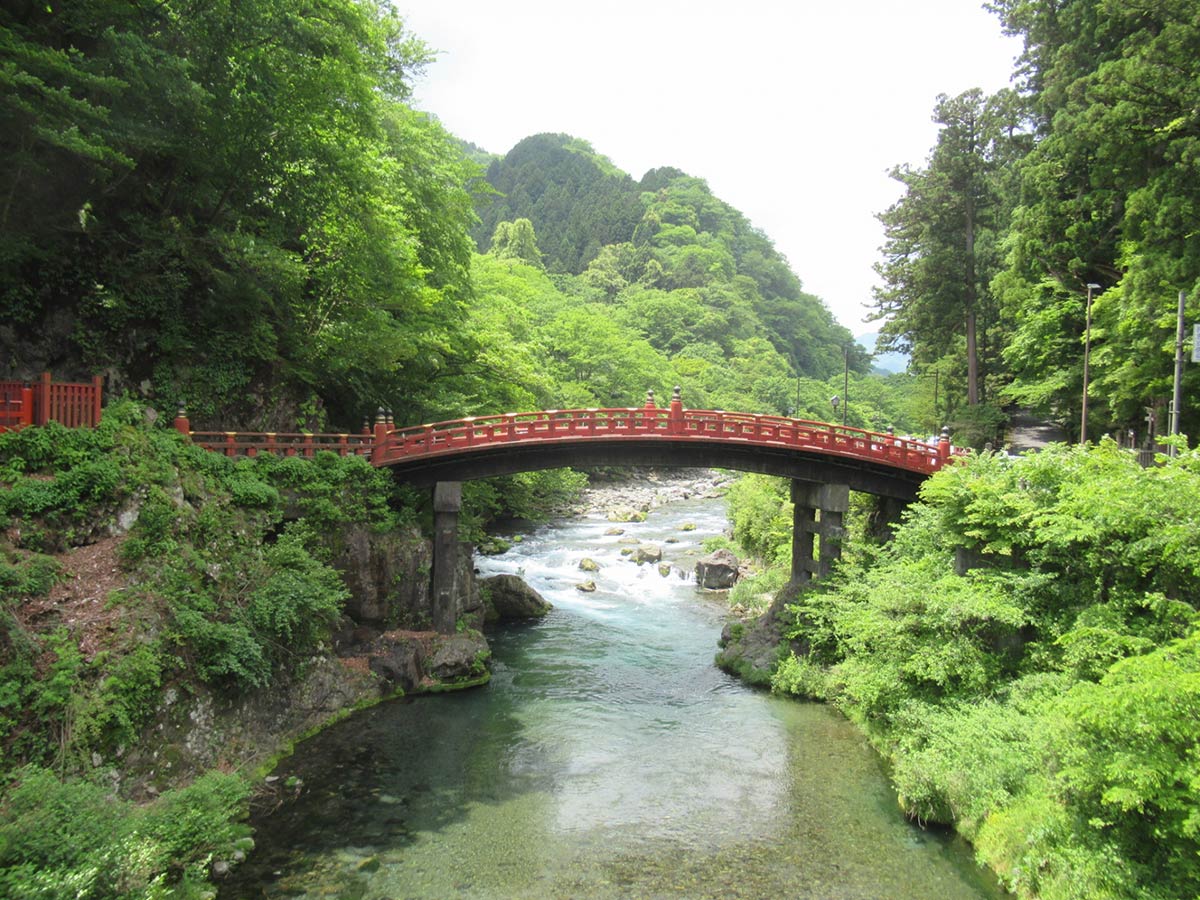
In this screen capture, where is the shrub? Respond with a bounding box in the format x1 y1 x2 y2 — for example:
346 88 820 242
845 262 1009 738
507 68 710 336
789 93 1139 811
0 766 249 899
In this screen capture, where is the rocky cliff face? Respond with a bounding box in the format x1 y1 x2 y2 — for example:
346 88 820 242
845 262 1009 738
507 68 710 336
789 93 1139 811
122 526 491 798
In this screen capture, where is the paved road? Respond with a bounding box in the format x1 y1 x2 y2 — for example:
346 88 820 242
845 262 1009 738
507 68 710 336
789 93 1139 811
1006 409 1068 453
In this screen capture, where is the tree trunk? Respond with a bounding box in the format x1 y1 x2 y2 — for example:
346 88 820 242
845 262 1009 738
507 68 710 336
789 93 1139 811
964 191 980 406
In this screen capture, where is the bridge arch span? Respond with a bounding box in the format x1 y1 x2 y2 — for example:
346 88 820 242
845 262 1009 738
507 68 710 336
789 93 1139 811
379 436 926 502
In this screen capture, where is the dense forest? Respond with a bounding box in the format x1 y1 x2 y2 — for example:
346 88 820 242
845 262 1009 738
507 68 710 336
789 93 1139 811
0 2 877 437
2 0 1200 897
874 0 1199 443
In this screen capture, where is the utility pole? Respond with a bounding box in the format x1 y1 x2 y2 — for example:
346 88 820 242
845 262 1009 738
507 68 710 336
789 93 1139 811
841 345 849 426
1170 289 1186 457
1081 283 1100 445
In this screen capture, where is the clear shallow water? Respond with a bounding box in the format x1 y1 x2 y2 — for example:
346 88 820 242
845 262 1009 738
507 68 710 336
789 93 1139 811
222 494 1004 899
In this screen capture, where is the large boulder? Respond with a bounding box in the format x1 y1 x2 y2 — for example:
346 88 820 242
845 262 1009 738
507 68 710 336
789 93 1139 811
695 548 740 589
368 638 424 693
480 574 552 621
329 524 431 627
632 545 663 565
428 632 490 682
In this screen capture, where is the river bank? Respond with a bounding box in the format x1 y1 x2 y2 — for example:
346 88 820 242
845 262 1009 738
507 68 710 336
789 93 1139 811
572 467 735 516
219 484 1004 899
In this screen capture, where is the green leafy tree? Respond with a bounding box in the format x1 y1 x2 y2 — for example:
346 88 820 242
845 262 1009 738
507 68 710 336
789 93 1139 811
488 218 544 268
874 89 1025 409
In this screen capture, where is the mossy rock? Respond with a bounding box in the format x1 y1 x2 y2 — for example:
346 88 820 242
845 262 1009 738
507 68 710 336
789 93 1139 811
579 557 600 572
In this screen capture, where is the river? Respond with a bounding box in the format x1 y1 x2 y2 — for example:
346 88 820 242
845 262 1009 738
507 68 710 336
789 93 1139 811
221 488 1004 899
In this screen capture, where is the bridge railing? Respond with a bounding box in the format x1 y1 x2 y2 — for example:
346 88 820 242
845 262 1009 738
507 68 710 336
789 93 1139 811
0 373 103 433
376 406 956 475
184 431 375 458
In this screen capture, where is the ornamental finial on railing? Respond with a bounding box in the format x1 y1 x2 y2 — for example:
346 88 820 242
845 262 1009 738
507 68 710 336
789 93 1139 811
644 389 656 409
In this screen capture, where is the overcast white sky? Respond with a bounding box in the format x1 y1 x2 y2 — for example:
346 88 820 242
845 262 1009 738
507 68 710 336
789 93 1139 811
396 1 1024 335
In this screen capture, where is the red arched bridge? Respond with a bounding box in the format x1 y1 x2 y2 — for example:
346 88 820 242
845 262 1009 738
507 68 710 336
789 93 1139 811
175 388 964 631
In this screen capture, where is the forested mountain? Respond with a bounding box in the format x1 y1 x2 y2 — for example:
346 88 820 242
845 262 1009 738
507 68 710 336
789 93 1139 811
474 134 644 275
473 133 866 386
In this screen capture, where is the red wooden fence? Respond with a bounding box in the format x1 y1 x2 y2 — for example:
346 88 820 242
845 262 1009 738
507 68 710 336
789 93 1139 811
0 373 103 433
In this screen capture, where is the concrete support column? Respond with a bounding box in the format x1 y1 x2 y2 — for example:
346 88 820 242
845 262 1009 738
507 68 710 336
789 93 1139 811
790 481 850 585
431 481 462 634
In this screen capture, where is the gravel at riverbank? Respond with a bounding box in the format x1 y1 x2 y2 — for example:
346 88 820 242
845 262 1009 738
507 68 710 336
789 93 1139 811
571 468 735 517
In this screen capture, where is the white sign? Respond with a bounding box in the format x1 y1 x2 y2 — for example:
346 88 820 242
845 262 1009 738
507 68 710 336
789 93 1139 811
1194 324 1200 363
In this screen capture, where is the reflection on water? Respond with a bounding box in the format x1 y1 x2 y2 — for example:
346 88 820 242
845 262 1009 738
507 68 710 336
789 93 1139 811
222 494 1004 899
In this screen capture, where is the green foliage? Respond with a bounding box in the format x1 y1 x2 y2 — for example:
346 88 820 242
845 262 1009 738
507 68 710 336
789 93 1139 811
724 475 792 563
163 524 348 692
460 470 588 540
1 2 479 427
0 405 407 766
766 444 1200 899
471 132 865 407
0 766 249 898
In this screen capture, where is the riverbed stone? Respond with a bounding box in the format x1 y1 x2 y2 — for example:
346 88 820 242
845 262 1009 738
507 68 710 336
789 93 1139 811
633 545 663 565
480 574 552 621
577 580 597 592
607 506 647 523
604 527 625 536
579 557 600 572
695 548 740 589
658 563 671 578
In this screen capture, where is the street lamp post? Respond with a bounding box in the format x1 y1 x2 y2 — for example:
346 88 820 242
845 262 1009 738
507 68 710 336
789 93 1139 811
1081 282 1101 445
830 395 840 425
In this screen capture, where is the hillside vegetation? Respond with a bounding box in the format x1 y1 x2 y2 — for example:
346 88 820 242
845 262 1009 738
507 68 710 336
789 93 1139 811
721 445 1200 900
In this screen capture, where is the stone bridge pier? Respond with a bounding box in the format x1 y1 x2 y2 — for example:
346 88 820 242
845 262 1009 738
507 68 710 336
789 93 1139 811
789 480 849 585
431 481 463 633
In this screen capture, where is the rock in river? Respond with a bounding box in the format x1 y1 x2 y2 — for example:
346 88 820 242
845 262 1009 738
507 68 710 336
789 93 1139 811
695 547 740 589
480 574 552 621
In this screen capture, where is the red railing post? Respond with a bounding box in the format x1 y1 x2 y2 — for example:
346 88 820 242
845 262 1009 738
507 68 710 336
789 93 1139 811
938 426 951 464
173 404 191 436
669 386 684 434
19 388 34 428
91 375 102 426
371 408 387 465
224 432 236 457
37 372 51 426
302 432 314 458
